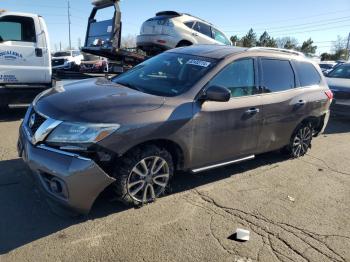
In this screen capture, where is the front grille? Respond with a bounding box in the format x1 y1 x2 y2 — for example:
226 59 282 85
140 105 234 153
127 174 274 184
27 109 47 135
52 59 65 66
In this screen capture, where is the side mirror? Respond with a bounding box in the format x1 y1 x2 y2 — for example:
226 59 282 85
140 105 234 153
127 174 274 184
202 85 230 102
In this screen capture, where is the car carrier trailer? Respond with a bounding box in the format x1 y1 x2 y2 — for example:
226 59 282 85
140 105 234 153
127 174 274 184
82 0 147 71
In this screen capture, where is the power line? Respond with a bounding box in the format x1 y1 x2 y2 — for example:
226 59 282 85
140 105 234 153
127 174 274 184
223 24 350 36
265 18 350 34
271 25 350 36
225 16 350 33
7 3 66 9
220 9 350 29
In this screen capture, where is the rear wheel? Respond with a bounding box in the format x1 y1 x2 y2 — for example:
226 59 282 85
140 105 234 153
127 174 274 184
113 145 174 206
287 122 313 158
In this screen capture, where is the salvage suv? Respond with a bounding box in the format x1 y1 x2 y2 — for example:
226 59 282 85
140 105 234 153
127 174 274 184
18 45 332 214
137 11 232 55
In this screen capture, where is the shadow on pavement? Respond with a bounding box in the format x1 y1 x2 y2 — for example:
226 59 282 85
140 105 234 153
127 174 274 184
324 116 350 135
0 151 287 254
0 107 27 122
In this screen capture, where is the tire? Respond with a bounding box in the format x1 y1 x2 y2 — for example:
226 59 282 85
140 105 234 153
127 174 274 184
286 122 313 158
113 145 174 206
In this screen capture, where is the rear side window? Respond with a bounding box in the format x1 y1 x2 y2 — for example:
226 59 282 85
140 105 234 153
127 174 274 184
212 28 231 45
208 58 257 98
184 21 194 29
294 61 321 86
193 22 212 38
261 59 295 92
0 16 36 42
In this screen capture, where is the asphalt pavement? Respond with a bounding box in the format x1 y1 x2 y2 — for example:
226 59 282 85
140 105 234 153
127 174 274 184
0 108 349 262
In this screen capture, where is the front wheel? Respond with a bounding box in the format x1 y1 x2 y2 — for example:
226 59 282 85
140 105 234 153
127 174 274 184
287 122 313 158
113 145 174 206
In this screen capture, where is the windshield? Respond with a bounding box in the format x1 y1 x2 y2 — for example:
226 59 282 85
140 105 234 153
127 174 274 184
112 53 217 97
327 64 350 79
54 51 71 57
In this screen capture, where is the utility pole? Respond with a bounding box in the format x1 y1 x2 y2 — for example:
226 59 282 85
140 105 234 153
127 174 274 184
67 0 72 50
346 33 350 61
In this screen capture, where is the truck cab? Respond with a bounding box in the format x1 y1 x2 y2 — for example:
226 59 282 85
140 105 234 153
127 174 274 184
0 11 52 108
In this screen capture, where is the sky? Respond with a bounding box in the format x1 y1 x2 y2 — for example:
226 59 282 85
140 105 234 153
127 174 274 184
1 0 350 55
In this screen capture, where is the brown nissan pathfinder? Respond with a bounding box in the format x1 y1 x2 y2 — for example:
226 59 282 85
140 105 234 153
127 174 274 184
18 45 332 214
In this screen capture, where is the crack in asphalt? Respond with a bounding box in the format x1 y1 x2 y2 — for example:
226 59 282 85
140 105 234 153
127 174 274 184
303 154 350 176
188 189 347 262
266 234 294 262
255 211 348 262
209 215 236 256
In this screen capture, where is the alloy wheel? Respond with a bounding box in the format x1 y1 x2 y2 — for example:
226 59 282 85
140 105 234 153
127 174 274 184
127 156 170 203
291 125 312 157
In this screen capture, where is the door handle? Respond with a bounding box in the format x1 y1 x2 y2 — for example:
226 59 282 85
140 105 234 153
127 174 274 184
245 108 260 114
35 48 43 57
192 32 198 36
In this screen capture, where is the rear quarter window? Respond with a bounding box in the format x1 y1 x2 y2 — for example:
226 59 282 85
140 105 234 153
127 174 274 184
261 59 295 93
184 21 194 29
295 61 321 87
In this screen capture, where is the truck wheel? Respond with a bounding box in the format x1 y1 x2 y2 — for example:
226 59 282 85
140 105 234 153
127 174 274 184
286 122 313 158
113 145 174 206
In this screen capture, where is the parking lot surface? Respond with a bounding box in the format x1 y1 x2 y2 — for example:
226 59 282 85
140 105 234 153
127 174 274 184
0 108 349 262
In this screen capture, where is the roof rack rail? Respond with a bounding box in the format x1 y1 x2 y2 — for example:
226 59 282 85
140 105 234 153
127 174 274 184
248 47 304 56
183 13 214 26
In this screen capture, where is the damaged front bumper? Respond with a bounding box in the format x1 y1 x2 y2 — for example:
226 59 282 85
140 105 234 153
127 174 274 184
18 125 116 214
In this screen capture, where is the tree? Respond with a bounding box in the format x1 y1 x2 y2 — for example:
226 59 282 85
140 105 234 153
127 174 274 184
284 40 297 50
299 38 317 55
332 35 349 60
230 35 241 46
121 34 136 48
332 35 346 52
257 31 277 47
276 37 298 49
241 28 257 48
267 38 278 48
320 35 349 61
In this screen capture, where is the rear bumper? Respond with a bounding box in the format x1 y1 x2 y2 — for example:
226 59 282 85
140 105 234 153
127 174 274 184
136 34 178 50
18 125 115 214
319 110 330 134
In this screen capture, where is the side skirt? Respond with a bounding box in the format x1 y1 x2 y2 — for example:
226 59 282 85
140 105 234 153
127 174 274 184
191 155 255 173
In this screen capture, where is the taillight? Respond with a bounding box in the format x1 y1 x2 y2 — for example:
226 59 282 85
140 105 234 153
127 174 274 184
325 90 333 100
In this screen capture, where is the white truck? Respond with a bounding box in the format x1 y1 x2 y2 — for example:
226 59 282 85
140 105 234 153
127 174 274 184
0 11 52 109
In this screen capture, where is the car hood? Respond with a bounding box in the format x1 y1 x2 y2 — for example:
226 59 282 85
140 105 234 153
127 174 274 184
326 77 350 99
34 78 165 123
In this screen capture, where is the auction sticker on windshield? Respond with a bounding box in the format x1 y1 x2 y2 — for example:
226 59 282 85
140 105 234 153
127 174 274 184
186 59 211 67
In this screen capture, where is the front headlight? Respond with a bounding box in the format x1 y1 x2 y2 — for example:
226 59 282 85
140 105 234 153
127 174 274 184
46 122 120 143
